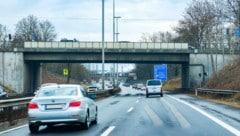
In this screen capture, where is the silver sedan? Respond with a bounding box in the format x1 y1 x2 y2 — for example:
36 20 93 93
28 84 98 133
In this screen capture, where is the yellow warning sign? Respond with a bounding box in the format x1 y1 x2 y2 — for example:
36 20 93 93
63 69 68 76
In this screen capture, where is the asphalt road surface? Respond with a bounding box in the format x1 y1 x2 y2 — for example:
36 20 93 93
1 84 240 136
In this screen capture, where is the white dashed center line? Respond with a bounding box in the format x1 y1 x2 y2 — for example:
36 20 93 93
101 126 115 136
127 107 134 112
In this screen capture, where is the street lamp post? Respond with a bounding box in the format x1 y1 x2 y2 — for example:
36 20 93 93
113 0 121 87
114 16 121 41
102 0 105 90
114 16 121 86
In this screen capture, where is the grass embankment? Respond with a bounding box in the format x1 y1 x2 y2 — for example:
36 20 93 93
163 78 181 91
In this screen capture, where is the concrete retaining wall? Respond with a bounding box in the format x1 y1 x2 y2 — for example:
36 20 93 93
0 52 24 93
189 53 239 88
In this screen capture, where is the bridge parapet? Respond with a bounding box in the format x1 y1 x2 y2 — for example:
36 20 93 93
24 41 188 50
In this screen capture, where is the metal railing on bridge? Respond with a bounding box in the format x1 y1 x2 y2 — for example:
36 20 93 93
24 41 188 50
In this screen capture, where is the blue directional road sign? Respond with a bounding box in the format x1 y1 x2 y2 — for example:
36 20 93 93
154 64 167 81
235 26 240 36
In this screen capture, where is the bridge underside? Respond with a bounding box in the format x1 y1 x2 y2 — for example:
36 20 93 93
24 51 189 63
23 49 190 92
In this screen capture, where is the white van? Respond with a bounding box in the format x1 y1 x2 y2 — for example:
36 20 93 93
145 79 163 97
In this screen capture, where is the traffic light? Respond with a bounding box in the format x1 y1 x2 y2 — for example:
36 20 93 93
8 34 11 40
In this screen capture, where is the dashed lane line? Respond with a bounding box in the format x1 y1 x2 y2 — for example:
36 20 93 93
127 107 134 113
167 95 240 136
144 105 163 126
101 126 116 136
162 98 191 128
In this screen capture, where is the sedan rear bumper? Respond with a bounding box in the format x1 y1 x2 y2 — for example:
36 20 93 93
28 108 86 124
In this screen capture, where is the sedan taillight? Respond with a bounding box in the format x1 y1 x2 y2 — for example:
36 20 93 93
28 102 38 109
69 100 81 107
146 87 148 92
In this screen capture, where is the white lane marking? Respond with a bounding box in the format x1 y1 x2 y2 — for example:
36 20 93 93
162 98 191 128
136 100 139 103
144 105 163 126
167 95 240 136
0 124 28 135
101 126 115 136
127 107 134 113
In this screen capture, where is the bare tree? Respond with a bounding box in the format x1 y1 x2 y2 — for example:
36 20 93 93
174 0 219 48
225 0 240 25
14 15 40 42
141 31 175 43
39 20 57 41
14 15 57 43
0 24 8 41
140 33 152 42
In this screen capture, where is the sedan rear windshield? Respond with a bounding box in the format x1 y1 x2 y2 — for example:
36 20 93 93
37 87 77 97
147 80 161 86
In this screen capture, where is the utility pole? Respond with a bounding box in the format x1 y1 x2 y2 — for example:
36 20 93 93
101 0 105 90
113 0 115 87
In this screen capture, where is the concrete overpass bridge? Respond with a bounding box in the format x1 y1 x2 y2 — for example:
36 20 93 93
0 41 239 94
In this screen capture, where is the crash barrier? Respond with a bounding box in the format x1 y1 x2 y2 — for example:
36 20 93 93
88 88 121 99
0 88 121 126
195 88 240 96
0 97 32 127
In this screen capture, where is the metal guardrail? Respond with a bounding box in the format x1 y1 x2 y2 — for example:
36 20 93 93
0 97 33 107
0 97 32 125
195 88 240 96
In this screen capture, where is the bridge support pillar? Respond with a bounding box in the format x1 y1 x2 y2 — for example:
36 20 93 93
24 62 41 94
182 63 190 89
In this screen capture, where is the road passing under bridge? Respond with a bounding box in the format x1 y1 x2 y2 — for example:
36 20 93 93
1 84 239 136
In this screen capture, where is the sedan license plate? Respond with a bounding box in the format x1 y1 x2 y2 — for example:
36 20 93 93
45 104 63 110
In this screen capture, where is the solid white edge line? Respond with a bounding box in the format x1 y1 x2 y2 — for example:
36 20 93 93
0 124 28 135
101 126 115 136
167 95 240 136
127 107 134 113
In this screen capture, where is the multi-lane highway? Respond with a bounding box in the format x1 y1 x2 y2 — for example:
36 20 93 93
1 84 240 136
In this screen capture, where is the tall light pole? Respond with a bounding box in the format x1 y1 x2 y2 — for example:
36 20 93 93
114 16 121 41
114 16 121 86
113 0 121 87
102 0 105 90
112 0 116 87
113 0 115 43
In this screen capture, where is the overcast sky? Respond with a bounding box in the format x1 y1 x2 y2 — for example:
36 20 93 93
0 0 192 42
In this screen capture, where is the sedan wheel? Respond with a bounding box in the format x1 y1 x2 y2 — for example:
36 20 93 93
92 111 98 125
29 124 39 133
83 113 90 129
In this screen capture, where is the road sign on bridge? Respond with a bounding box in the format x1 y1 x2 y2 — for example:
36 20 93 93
154 64 167 81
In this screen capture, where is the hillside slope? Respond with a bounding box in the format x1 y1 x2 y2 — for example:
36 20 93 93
206 58 240 90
